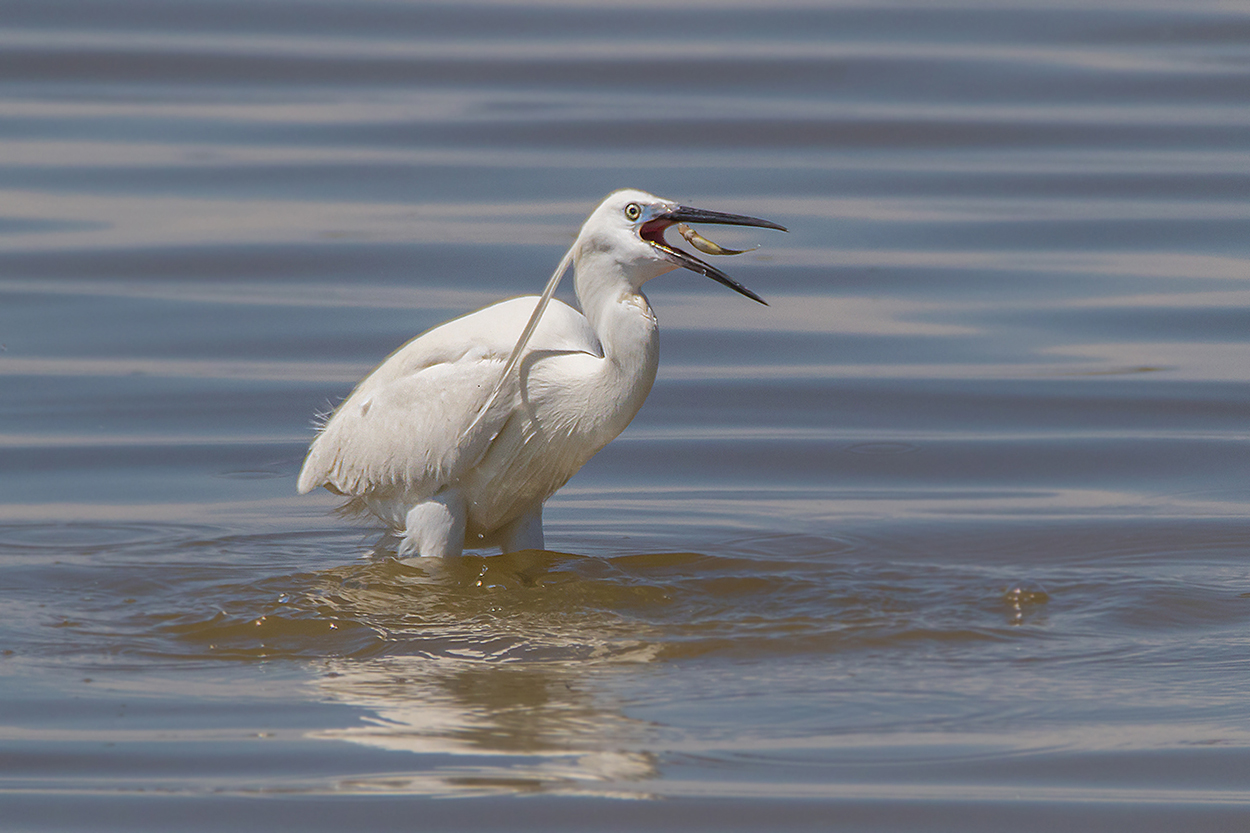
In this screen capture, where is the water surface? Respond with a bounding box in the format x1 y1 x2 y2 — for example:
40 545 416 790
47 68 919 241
3 1 1250 829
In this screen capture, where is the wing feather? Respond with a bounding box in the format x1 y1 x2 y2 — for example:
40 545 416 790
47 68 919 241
296 296 599 499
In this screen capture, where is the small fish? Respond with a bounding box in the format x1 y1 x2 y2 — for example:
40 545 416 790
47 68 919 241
677 223 759 256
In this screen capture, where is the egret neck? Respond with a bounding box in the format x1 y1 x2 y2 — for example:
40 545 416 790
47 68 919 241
571 243 665 442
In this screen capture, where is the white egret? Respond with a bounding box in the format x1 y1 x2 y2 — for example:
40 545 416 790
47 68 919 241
297 189 786 557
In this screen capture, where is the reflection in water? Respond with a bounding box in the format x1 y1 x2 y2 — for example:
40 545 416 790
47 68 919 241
297 552 663 793
304 550 672 659
10 519 1249 809
271 542 1052 795
313 656 658 795
295 550 665 790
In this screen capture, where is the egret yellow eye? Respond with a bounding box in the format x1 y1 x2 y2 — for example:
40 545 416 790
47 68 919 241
624 203 642 221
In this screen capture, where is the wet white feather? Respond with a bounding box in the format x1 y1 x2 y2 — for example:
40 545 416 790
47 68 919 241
296 188 777 555
297 296 603 503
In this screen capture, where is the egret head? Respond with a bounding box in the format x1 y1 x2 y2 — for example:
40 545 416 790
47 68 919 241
575 189 786 304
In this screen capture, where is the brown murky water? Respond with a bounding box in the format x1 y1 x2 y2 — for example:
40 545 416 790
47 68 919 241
3 1 1250 829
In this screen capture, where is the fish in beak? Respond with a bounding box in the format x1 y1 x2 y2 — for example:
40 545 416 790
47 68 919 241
639 205 787 305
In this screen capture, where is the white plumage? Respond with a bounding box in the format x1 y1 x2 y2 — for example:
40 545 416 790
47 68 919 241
298 189 784 557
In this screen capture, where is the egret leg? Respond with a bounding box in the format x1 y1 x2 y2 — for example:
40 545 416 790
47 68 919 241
498 504 544 553
399 489 467 557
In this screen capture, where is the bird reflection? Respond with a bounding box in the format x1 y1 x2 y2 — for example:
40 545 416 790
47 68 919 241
303 551 663 795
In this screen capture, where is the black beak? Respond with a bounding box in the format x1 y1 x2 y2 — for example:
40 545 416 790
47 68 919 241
641 206 787 305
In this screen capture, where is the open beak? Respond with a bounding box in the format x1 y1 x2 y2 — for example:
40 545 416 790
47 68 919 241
640 206 787 305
